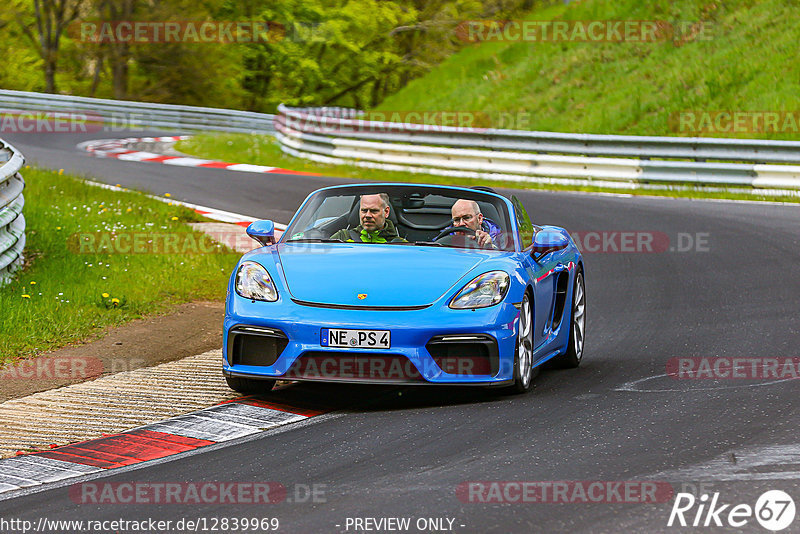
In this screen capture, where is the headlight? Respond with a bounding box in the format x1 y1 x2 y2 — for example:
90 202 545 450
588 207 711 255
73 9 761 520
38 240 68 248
235 261 278 302
450 271 510 309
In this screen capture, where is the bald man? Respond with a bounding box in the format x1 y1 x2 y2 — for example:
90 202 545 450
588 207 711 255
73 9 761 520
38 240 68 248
451 199 499 249
330 193 406 243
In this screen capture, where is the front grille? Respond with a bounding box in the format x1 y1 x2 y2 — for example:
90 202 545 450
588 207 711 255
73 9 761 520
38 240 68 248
426 334 499 376
228 326 288 367
285 352 424 382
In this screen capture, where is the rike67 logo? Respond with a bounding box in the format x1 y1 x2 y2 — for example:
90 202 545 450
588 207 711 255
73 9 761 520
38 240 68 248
668 490 795 530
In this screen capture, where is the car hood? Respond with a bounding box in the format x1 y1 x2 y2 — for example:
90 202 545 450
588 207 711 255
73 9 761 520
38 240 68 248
275 243 495 307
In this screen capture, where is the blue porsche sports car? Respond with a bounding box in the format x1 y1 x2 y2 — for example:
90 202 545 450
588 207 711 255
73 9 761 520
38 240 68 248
223 183 585 394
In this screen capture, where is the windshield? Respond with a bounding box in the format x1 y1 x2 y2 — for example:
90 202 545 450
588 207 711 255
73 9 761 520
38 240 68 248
283 186 515 251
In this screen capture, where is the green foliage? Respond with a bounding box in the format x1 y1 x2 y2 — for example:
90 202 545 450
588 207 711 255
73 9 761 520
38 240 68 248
0 0 537 110
0 0 45 91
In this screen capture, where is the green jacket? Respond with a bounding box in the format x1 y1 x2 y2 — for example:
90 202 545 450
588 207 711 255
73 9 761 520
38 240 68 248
330 220 406 243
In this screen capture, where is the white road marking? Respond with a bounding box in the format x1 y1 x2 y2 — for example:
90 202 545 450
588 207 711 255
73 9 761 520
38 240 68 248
141 414 261 442
161 157 214 167
115 151 162 161
226 163 276 173
651 444 800 481
614 372 795 393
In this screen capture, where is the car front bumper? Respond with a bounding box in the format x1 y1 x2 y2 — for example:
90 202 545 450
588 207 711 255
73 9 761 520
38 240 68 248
223 296 521 385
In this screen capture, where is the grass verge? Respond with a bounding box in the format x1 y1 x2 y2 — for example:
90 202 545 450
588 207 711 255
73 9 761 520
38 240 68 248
377 0 800 141
176 133 800 204
0 166 240 364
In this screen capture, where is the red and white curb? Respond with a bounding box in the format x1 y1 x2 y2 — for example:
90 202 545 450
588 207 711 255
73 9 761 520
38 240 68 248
78 136 319 176
0 397 325 495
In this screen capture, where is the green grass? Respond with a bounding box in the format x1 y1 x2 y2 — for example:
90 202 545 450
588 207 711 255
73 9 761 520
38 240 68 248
0 167 240 363
377 0 800 140
175 133 800 204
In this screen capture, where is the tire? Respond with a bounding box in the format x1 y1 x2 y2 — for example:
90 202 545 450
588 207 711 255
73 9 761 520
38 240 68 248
553 269 585 369
225 375 276 394
506 291 537 394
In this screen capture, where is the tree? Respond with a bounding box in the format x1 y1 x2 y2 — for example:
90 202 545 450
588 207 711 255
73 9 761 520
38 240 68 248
94 0 137 99
17 0 85 93
242 0 416 110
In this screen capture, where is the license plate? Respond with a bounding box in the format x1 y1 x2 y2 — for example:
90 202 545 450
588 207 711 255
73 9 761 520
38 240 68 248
321 328 391 349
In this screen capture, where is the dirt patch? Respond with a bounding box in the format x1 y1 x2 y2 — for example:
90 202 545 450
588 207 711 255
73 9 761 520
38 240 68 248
0 300 225 402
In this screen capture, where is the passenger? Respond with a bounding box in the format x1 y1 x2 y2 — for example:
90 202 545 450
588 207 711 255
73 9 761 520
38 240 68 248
450 199 501 249
330 193 406 243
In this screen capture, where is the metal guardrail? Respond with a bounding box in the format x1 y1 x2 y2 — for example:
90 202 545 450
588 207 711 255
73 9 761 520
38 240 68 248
3 91 799 192
0 139 25 286
275 105 800 193
0 90 275 134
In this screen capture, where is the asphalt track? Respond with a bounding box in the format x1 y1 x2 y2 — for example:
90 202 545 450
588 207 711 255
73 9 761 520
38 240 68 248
1 129 799 533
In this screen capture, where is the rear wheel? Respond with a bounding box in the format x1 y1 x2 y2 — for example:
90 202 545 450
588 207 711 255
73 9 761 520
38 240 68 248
225 375 276 394
507 292 537 394
553 269 585 369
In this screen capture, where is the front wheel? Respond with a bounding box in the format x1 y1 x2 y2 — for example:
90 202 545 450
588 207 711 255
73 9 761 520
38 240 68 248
225 375 276 394
553 269 585 369
507 292 537 394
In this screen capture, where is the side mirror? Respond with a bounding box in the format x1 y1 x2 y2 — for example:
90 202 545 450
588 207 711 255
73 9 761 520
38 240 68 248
246 220 276 246
531 230 568 258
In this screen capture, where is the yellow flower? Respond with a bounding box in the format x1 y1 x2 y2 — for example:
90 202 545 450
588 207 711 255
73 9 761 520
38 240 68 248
102 292 109 298
126 208 132 213
56 227 61 230
171 216 179 221
111 298 120 306
21 294 30 298
58 169 64 175
164 193 171 197
116 184 121 187
30 281 36 285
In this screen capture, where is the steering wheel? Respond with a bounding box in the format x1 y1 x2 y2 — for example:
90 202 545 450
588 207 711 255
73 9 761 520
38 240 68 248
432 226 476 242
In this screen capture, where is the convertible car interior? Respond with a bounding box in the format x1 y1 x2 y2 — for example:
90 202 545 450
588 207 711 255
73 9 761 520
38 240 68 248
286 186 514 250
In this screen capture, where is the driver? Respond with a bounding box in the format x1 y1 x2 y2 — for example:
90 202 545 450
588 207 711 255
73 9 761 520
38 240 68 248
330 193 406 243
451 199 501 249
